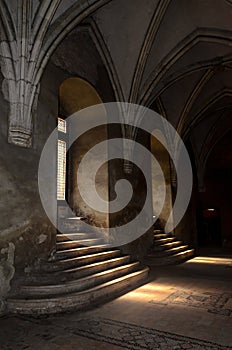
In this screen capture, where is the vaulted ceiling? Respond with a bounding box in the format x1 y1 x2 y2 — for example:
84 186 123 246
63 0 232 180
1 0 232 180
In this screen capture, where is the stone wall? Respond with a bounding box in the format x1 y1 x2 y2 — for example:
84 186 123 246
0 61 65 307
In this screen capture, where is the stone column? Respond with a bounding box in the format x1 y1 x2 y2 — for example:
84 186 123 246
0 0 60 147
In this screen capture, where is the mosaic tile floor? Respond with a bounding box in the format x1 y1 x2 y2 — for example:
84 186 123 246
60 317 232 350
0 315 231 350
149 289 232 317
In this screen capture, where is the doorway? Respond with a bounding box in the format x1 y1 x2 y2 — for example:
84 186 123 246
198 208 221 247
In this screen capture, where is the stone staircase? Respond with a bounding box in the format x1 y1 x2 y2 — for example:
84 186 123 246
7 216 149 315
144 229 195 266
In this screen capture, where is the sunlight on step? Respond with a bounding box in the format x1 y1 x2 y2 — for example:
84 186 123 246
67 217 84 220
186 256 232 266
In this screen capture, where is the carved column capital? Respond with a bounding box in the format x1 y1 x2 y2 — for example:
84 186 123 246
8 127 32 148
0 0 60 148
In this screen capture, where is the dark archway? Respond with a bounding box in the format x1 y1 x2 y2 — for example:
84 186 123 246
198 130 232 251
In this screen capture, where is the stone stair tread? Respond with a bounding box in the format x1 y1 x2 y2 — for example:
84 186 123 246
66 217 87 220
58 231 93 235
56 238 104 250
55 244 110 258
145 249 195 266
56 244 109 253
153 241 182 251
16 256 132 285
174 248 195 257
153 233 170 240
19 262 141 296
57 238 102 243
13 267 148 300
148 245 189 257
7 267 149 315
55 250 120 263
44 250 122 272
154 237 176 245
63 256 131 274
153 229 163 234
164 249 195 262
57 233 95 240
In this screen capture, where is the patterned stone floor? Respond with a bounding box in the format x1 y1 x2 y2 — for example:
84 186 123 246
149 289 232 317
1 253 232 349
0 315 231 350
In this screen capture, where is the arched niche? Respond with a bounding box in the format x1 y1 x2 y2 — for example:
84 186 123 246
59 77 109 228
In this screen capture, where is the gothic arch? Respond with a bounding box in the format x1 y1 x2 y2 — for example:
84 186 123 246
129 0 171 103
0 0 114 147
182 89 232 139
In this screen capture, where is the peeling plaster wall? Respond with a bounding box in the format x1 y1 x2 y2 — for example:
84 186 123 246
0 62 64 299
0 242 15 312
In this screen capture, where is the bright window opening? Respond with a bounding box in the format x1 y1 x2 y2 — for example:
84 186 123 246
57 139 66 200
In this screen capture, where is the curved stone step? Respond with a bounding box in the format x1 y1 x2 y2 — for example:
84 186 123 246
174 249 195 261
57 233 95 242
19 262 141 296
146 249 195 266
44 250 122 272
7 267 149 315
153 229 163 234
153 241 182 252
154 237 175 245
66 217 87 221
55 244 110 260
148 245 188 258
153 233 170 240
56 238 105 250
27 256 132 284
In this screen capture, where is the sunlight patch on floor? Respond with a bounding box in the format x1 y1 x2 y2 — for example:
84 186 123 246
186 256 232 266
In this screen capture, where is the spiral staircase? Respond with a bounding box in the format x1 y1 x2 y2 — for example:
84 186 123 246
7 216 149 315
